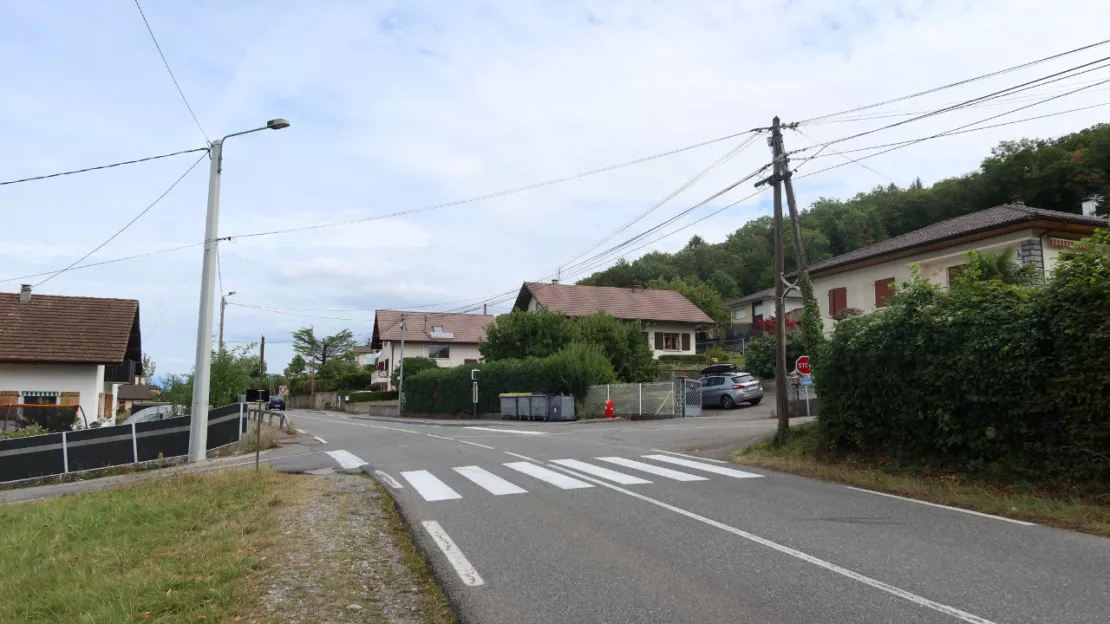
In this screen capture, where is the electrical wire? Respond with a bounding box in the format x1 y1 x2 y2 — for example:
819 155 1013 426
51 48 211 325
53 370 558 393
34 151 208 287
797 38 1110 124
0 146 208 187
225 302 360 322
132 0 209 143
793 128 898 184
0 242 207 285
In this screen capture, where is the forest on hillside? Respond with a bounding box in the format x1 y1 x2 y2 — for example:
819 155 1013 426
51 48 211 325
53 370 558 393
578 123 1110 301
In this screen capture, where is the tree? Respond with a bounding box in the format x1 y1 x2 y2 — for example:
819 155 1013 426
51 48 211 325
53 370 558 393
141 352 156 381
573 313 657 382
292 327 357 366
646 275 730 330
745 330 805 379
480 308 576 361
285 354 307 377
707 269 740 300
392 357 439 389
161 344 259 413
962 249 1039 286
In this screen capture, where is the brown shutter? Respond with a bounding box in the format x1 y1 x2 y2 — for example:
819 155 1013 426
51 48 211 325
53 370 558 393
874 278 894 308
0 391 17 406
654 333 663 350
681 333 691 351
829 287 847 315
59 392 80 406
642 331 649 345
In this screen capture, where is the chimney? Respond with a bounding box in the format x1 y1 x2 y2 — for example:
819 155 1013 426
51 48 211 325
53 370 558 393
19 284 31 305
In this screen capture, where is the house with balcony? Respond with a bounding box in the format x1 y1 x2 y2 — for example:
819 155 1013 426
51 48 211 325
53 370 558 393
513 282 714 358
0 285 143 427
369 310 494 390
810 204 1109 330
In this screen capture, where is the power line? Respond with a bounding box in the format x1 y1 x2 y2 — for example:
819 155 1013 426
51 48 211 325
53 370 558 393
35 152 208 287
793 128 898 184
797 38 1110 124
0 146 208 187
0 242 207 285
132 0 209 143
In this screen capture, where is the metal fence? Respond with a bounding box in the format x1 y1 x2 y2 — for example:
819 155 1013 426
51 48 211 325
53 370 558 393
0 403 248 484
583 379 702 418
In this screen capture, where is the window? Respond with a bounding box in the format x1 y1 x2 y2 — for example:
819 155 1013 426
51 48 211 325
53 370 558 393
427 344 450 359
874 277 895 309
828 287 847 316
662 333 680 350
731 374 756 384
733 309 747 320
704 377 723 387
946 264 967 285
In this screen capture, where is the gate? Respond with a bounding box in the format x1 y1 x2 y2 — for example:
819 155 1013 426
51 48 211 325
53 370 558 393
675 377 702 417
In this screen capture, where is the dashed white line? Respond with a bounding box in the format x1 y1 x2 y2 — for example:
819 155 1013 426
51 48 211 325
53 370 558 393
844 486 1035 526
374 470 404 489
650 449 728 464
426 433 455 441
422 521 484 587
465 426 546 436
313 436 327 444
458 439 495 450
643 454 763 479
326 450 367 470
503 451 537 462
369 424 417 434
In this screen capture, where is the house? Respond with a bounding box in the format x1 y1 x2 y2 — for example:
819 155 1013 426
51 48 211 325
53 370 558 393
725 287 804 337
513 282 714 358
115 383 154 413
0 285 143 427
369 310 494 390
353 345 379 368
810 204 1110 330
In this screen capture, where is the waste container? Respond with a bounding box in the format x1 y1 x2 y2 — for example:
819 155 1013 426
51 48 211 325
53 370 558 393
499 393 577 421
547 395 576 421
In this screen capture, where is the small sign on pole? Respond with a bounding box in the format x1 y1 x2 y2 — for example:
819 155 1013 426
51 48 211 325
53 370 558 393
471 369 480 418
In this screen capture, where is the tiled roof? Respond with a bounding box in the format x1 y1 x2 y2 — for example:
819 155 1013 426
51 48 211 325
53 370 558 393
373 310 494 344
726 287 802 307
0 292 140 364
809 204 1109 275
517 282 714 325
117 383 154 401
353 346 377 353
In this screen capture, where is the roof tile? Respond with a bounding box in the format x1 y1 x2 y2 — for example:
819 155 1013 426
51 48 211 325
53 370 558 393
0 292 139 364
518 282 714 324
374 310 494 344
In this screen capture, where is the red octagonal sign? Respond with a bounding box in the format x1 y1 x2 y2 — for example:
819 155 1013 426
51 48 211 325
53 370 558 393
795 355 811 376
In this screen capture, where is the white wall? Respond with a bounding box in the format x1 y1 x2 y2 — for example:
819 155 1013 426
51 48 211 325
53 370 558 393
382 340 483 390
644 322 699 357
0 363 103 427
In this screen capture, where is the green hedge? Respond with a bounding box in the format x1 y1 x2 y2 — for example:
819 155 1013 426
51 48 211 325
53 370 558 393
656 354 705 364
818 232 1110 484
346 390 398 403
403 343 615 414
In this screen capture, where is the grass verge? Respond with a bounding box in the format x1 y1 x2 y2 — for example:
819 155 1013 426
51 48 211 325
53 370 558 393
0 468 294 623
733 422 1110 537
371 477 456 624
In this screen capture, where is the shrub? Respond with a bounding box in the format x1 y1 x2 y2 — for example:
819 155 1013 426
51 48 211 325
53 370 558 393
703 345 730 363
0 424 50 440
744 330 804 379
391 357 439 389
346 390 399 403
17 406 78 432
480 308 575 361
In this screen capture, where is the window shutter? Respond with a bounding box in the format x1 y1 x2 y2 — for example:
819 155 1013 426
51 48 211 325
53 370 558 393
681 333 691 351
874 278 894 308
642 331 649 345
654 333 663 350
829 287 847 315
59 392 80 406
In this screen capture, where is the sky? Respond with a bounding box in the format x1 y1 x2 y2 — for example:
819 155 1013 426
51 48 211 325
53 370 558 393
2 0 1110 379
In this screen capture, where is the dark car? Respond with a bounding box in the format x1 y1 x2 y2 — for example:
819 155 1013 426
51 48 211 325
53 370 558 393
267 397 286 411
700 363 738 376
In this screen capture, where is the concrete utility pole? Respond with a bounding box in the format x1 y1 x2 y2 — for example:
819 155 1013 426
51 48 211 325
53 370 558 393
770 117 790 442
187 119 290 463
397 314 406 417
218 291 236 354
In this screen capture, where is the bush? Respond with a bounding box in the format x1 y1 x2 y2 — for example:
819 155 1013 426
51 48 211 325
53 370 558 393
17 406 78 432
392 357 439 389
744 330 804 379
703 345 730 363
402 344 615 414
0 424 50 440
346 390 399 403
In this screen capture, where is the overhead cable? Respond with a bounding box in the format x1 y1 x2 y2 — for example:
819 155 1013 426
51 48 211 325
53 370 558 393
132 0 210 142
0 146 208 187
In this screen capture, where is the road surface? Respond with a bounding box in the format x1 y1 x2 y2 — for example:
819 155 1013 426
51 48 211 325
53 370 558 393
275 409 1109 624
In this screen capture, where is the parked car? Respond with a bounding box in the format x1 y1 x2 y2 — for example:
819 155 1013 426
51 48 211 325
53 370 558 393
267 397 286 411
700 372 763 409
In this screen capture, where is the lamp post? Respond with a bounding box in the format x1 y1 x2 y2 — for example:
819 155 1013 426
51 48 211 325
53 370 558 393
188 119 290 463
218 290 236 354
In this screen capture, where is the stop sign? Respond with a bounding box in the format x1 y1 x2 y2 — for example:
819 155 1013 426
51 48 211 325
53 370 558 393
795 355 811 375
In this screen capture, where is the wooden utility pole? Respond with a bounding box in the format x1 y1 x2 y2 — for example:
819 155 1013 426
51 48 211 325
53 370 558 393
770 117 790 442
308 324 317 398
256 335 265 471
259 335 265 378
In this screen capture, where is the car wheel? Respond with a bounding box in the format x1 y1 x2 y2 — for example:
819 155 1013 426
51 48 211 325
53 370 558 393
721 395 735 409
749 398 762 406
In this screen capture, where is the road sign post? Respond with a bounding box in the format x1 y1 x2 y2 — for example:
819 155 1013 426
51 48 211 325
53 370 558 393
471 369 479 419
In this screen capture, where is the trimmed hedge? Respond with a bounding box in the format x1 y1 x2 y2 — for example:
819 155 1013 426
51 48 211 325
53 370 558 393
818 232 1110 484
403 343 615 414
657 354 705 364
346 390 399 403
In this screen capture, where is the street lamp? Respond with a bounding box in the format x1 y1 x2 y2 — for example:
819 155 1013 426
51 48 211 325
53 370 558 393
218 290 237 354
188 120 290 463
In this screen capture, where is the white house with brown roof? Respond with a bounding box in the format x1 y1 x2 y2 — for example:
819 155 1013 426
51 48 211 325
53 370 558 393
369 310 494 390
0 285 143 427
725 287 804 337
513 282 714 357
810 204 1109 331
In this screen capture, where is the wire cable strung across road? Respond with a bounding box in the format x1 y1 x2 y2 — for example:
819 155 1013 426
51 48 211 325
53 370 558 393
132 0 210 143
0 146 209 187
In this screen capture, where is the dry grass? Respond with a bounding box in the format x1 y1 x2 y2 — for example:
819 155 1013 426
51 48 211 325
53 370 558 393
734 422 1110 537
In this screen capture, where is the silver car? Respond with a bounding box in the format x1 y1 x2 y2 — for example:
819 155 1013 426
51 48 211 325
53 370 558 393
700 373 764 409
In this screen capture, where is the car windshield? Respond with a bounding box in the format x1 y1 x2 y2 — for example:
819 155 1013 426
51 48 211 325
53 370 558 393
732 374 756 384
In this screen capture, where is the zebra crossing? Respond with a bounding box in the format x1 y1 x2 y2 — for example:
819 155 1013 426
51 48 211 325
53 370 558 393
389 454 763 502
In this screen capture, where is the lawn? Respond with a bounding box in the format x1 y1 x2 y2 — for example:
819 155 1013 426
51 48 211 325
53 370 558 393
733 422 1110 537
0 469 295 623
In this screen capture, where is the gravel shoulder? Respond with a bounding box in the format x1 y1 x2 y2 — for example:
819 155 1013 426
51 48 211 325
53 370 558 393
260 472 455 624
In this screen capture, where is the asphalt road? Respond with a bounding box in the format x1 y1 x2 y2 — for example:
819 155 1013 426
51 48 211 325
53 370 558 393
276 409 1109 624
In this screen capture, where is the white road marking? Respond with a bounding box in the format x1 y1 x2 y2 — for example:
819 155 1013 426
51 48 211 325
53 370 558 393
369 424 417 434
643 454 763 479
374 470 404 489
313 436 327 444
401 470 462 501
326 450 367 470
596 457 708 482
544 464 998 624
650 449 728 464
453 466 528 495
503 462 593 490
298 414 368 427
844 486 1035 526
422 521 484 587
426 433 455 441
504 451 537 462
458 439 495 450
465 427 546 435
550 459 651 485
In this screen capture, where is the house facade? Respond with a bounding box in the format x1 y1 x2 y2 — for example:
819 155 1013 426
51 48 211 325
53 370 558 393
0 285 143 427
725 287 804 337
513 282 714 358
809 204 1110 330
369 310 494 390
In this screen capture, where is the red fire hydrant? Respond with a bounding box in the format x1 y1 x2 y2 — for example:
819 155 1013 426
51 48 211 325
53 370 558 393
604 398 615 419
